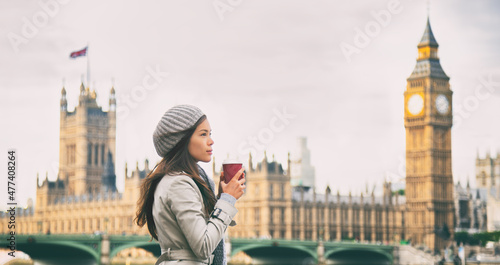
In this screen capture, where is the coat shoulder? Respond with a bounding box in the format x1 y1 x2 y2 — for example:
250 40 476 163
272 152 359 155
158 173 194 185
156 173 199 197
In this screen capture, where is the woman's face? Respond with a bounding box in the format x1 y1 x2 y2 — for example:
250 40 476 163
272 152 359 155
188 119 214 163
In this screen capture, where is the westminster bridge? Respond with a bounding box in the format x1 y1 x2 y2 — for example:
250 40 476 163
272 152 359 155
4 234 425 265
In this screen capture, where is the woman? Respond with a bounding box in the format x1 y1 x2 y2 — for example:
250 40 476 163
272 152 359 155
135 105 246 265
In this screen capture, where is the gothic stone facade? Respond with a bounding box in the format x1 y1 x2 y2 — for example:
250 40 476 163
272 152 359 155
217 153 406 243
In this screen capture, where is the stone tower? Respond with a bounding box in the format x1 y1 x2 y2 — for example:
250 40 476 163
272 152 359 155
404 18 454 250
475 151 500 189
58 83 117 196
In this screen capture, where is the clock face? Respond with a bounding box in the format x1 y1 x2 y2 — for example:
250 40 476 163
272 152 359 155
435 94 449 115
408 94 424 115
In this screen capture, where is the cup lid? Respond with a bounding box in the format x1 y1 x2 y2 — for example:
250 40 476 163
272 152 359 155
222 158 241 165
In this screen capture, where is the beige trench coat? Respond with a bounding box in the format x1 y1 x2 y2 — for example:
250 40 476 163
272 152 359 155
152 173 238 265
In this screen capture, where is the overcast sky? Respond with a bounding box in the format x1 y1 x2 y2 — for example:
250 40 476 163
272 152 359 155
1 0 500 208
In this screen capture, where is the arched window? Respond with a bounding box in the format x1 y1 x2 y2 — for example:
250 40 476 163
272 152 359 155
72 145 76 164
269 207 273 225
94 144 99 165
101 145 105 165
281 208 285 224
87 143 92 165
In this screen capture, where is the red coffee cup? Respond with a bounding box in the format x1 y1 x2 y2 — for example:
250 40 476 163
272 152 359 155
222 159 243 184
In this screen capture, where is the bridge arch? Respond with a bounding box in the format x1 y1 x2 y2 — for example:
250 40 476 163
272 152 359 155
110 241 161 259
325 247 392 264
18 240 99 261
232 243 317 264
232 243 316 259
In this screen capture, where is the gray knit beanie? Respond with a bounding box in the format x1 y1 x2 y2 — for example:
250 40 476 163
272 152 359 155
153 105 205 157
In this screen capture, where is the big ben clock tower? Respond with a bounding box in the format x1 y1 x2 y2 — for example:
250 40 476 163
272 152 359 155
404 17 454 250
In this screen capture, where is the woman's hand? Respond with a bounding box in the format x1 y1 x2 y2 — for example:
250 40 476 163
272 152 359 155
219 168 246 200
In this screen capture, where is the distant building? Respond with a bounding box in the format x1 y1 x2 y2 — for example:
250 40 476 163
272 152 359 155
290 137 316 189
453 181 487 233
476 152 500 231
476 152 500 190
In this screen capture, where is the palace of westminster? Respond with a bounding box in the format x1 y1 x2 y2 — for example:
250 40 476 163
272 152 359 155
1 18 498 251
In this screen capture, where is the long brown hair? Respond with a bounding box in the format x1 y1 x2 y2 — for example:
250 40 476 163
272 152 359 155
135 115 217 240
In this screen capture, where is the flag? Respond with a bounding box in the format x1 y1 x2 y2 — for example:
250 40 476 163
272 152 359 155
69 46 87 59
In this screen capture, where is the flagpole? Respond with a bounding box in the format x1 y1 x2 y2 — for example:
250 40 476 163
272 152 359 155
87 43 90 88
